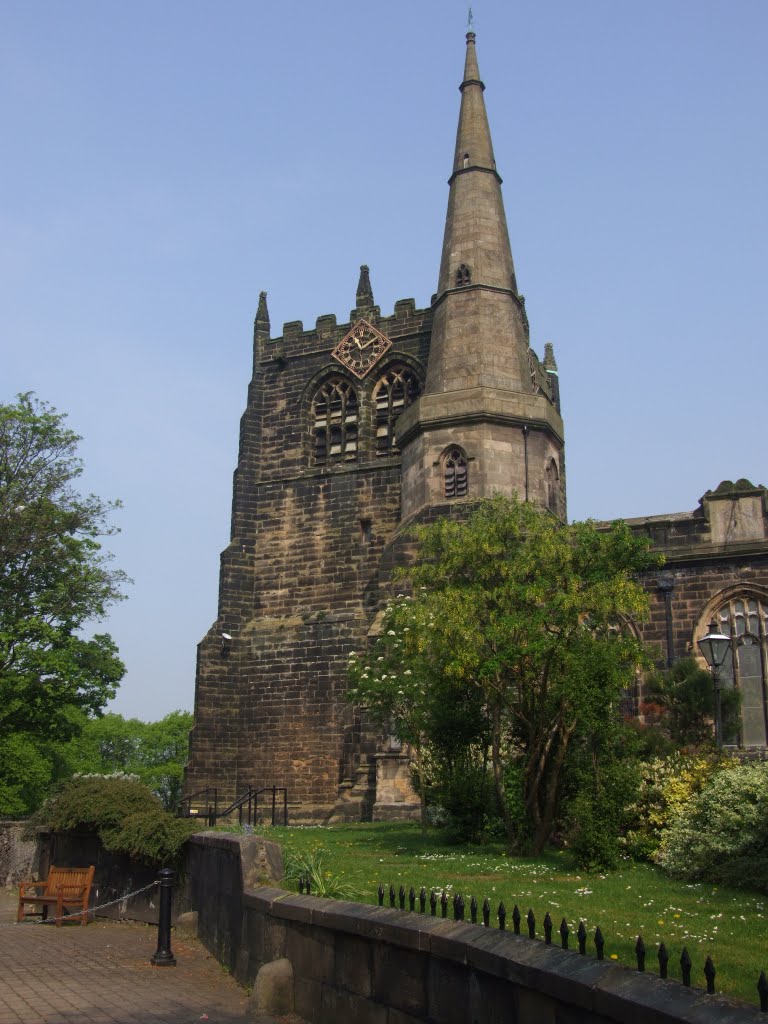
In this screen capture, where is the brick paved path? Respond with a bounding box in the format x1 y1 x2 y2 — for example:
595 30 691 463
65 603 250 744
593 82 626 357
0 890 306 1024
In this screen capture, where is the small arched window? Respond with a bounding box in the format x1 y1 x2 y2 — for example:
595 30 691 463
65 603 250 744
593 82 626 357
546 458 559 514
456 264 471 287
462 153 470 168
312 378 358 463
443 446 468 499
373 367 421 455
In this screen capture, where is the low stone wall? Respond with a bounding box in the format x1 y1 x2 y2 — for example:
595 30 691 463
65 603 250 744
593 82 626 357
189 832 762 1024
0 821 35 888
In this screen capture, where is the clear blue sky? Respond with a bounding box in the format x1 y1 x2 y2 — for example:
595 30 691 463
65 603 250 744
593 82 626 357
2 1 766 719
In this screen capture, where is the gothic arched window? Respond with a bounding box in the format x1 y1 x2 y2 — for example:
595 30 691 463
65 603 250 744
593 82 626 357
456 264 471 287
712 595 768 746
546 458 559 514
443 446 468 499
312 378 358 463
373 366 421 455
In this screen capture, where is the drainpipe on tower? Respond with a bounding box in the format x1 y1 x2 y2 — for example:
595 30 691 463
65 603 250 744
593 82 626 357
657 574 675 668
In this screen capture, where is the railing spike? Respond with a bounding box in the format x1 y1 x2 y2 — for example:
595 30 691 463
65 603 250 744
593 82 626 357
399 884 406 910
470 895 478 924
681 947 692 987
440 890 448 919
456 894 465 921
560 917 569 950
409 886 416 912
635 935 646 972
298 876 304 895
527 908 536 940
577 920 587 955
377 883 384 907
594 926 605 960
543 911 553 945
757 970 768 1012
512 904 521 935
482 897 491 928
704 956 716 995
498 902 506 931
658 942 669 979
419 886 427 913
430 889 437 916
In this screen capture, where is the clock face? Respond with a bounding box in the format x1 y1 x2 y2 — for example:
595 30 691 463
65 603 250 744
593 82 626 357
331 318 392 379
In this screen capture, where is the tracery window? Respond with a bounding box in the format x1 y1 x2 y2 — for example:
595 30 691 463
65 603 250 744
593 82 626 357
373 367 421 455
456 263 471 287
713 595 768 746
312 378 358 463
443 446 468 499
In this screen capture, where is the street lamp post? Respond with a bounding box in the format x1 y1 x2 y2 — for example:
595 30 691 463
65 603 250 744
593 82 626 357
697 620 731 748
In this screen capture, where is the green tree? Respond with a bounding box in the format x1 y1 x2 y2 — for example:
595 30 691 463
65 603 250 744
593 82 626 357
642 657 741 747
0 393 127 749
64 711 193 811
350 495 659 853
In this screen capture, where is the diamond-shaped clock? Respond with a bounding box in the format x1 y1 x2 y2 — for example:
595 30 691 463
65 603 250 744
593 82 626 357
331 319 392 379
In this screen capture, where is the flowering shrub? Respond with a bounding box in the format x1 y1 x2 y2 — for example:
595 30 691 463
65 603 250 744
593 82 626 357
656 761 768 891
622 751 730 860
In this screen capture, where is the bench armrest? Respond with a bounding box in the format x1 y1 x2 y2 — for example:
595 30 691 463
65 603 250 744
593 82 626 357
19 880 51 897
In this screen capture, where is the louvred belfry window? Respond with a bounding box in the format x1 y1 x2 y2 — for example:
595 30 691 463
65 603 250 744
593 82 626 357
312 378 358 463
373 367 421 455
443 447 468 498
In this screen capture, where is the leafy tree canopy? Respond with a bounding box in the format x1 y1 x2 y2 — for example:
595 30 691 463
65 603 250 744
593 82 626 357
349 495 661 853
0 393 128 744
65 710 194 810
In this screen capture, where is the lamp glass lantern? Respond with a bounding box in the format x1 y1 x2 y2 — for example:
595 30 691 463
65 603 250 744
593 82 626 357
697 621 731 671
697 620 731 748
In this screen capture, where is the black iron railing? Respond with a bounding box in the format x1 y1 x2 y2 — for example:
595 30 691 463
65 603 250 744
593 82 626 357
181 785 288 827
295 878 768 1012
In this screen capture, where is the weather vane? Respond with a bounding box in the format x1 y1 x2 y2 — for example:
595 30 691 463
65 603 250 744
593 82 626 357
467 7 474 30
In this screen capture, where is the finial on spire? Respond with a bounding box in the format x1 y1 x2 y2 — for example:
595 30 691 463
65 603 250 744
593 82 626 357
356 264 375 309
467 6 474 30
256 290 270 325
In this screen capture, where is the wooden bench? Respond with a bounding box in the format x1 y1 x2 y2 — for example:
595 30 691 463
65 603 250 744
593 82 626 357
17 865 95 926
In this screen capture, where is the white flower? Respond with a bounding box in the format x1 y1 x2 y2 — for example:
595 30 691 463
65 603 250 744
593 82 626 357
387 630 396 636
404 670 412 676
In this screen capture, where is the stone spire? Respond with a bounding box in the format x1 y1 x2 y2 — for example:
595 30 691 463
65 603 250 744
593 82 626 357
396 30 566 522
426 31 529 396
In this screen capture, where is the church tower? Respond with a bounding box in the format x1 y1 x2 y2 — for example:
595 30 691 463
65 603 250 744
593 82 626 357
397 31 565 521
183 31 565 821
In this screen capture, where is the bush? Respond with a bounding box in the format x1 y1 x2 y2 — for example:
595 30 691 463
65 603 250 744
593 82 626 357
622 751 729 860
642 657 741 747
26 774 200 866
656 760 768 891
562 725 639 871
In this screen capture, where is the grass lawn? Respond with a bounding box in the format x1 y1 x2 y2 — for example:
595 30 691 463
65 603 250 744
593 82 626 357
265 822 766 1007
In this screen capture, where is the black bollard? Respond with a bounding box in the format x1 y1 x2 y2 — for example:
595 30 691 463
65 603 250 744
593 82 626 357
151 868 177 967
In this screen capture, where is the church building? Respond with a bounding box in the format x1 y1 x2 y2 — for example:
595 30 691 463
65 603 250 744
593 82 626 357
183 32 768 821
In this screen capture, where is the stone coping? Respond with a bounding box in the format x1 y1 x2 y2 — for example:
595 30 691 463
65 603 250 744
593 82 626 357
244 885 762 1023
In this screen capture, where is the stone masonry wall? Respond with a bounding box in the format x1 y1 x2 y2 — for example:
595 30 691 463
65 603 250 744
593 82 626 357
189 832 763 1024
185 300 433 817
0 821 35 888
